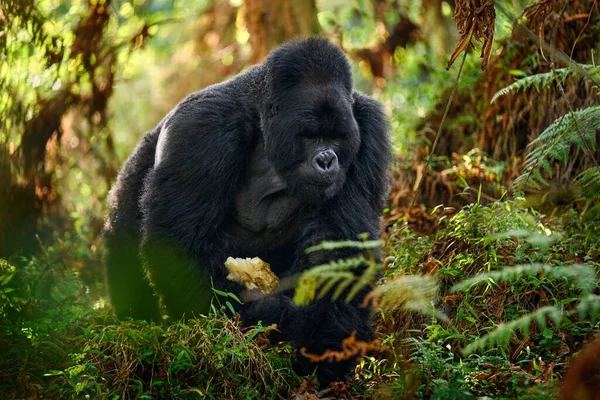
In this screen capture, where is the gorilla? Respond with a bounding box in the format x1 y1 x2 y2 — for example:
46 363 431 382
104 37 391 385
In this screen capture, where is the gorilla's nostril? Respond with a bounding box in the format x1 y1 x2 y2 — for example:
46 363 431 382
316 155 328 169
328 154 339 169
314 150 338 172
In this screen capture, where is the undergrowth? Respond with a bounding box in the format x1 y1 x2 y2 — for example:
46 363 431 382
375 200 600 399
1 308 299 399
0 247 300 399
2 200 599 399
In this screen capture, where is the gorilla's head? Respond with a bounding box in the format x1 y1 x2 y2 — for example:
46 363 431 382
262 38 361 203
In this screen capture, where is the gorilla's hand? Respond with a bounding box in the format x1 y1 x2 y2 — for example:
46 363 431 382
240 294 299 344
241 289 372 386
286 299 372 386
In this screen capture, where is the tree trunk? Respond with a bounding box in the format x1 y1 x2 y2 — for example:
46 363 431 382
243 0 320 63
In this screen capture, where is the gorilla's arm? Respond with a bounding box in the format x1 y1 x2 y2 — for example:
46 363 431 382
104 127 162 321
269 92 391 384
140 91 255 318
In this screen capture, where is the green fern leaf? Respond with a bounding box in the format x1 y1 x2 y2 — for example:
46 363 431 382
491 65 599 104
576 167 600 199
462 306 562 355
514 106 600 193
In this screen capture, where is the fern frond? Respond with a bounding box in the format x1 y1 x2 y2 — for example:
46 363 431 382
462 306 562 355
528 106 599 152
575 167 600 199
465 294 600 355
295 239 384 306
491 228 562 251
491 65 600 103
294 239 443 321
577 294 600 322
293 256 370 306
514 106 600 191
451 263 596 294
305 239 383 253
365 274 446 320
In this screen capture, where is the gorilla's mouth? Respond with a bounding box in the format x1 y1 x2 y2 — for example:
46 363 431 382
303 176 336 187
301 172 340 188
294 161 340 188
294 172 345 202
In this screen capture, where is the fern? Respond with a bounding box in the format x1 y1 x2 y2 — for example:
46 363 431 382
491 65 600 103
493 65 600 197
491 228 562 252
293 255 371 306
462 293 600 355
305 239 384 253
462 306 563 355
577 294 600 321
366 274 446 320
294 240 442 319
575 167 600 199
453 263 598 355
294 239 382 306
513 106 600 191
451 263 597 294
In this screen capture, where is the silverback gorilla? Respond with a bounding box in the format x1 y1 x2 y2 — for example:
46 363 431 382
104 37 391 385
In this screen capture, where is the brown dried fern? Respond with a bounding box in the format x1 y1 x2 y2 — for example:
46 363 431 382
523 0 556 39
299 331 383 363
448 0 496 70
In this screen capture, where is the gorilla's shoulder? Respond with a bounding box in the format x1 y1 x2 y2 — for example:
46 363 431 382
168 86 242 124
165 66 263 128
352 90 388 136
352 90 384 115
154 70 261 165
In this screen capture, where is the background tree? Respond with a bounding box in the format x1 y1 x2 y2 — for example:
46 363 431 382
244 0 320 63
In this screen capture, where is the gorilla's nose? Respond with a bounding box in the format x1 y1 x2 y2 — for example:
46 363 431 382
313 149 339 172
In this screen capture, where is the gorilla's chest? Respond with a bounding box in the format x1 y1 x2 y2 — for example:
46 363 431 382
230 142 301 249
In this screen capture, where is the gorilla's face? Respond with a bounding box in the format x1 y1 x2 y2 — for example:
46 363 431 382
264 85 360 203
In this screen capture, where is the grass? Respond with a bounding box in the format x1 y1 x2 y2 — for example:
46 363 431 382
374 200 600 398
1 200 599 399
1 305 299 398
46 317 297 398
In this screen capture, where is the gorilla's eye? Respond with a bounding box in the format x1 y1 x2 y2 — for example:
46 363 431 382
269 104 279 118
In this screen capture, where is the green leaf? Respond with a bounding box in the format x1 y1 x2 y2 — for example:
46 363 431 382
542 328 553 339
0 273 14 285
225 301 235 315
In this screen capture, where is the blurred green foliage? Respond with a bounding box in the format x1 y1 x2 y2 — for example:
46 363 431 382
2 0 599 398
0 0 532 243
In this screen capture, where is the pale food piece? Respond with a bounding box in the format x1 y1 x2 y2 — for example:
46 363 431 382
224 257 279 295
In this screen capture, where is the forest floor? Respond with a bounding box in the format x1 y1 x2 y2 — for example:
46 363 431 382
1 190 599 399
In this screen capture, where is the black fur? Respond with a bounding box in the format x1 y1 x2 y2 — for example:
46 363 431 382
104 37 391 385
